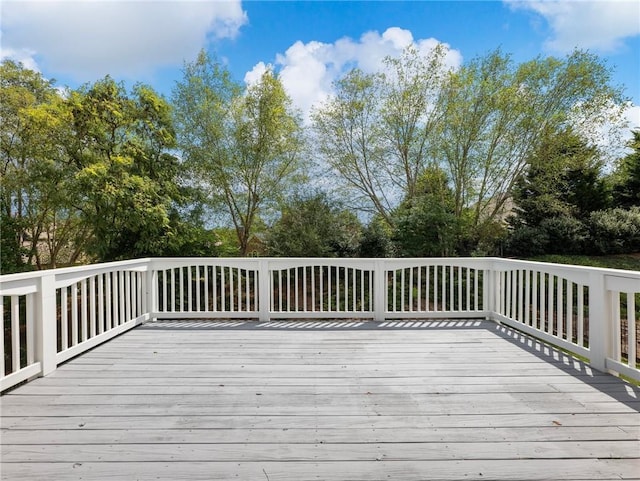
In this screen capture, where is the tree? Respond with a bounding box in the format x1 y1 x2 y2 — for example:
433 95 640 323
506 127 610 256
358 217 393 258
266 192 362 258
391 167 461 257
65 77 181 261
0 60 81 270
173 52 305 255
612 130 640 208
312 45 451 225
312 69 392 224
511 127 609 227
435 49 623 239
380 45 449 201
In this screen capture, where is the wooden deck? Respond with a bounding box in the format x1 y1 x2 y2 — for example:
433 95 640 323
1 319 639 480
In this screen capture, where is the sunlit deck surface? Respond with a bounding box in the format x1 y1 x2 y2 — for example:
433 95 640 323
1 319 639 480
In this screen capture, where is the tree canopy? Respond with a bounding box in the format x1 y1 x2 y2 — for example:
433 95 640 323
0 46 636 272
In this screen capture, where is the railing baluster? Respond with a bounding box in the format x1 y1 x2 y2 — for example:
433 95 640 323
119 272 126 326
612 293 621 361
230 267 235 312
81 279 88 342
71 283 79 346
540 273 546 332
26 294 35 366
505 271 512 319
127 272 133 321
178 267 184 313
204 266 210 312
566 281 573 343
425 266 431 312
517 270 523 322
577 284 584 347
0 296 5 376
475 269 479 311
628 292 636 369
451 265 456 311
465 267 470 311
329 267 334 311
193 266 199 312
441 266 446 312
213 266 218 312
286 268 291 312
336 266 341 311
61 287 69 350
319 266 323 312
557 277 563 340
547 274 557 334
360 269 365 312
311 266 316 312
11 296 20 371
433 265 438 311
90 277 97 338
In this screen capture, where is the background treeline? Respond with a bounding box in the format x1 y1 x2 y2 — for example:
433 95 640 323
1 47 638 274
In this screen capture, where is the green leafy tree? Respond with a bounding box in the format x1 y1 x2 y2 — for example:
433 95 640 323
589 207 640 255
436 49 622 239
266 192 362 258
358 217 394 258
0 60 81 270
380 45 449 201
65 77 181 261
312 69 392 223
612 130 640 208
391 167 461 257
511 127 609 227
507 128 610 256
173 52 305 255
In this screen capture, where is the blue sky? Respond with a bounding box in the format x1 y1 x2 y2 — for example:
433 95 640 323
2 0 639 130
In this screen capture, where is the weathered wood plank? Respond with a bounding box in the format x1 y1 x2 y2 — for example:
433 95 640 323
2 459 639 481
3 440 639 463
3 426 638 445
3 413 640 430
2 391 636 406
11 381 636 395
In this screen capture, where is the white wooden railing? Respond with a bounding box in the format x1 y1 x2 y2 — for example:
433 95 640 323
1 257 639 391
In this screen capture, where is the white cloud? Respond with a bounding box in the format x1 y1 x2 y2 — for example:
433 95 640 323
625 104 640 131
508 0 640 52
1 0 247 81
244 61 269 87
0 47 40 72
251 27 462 122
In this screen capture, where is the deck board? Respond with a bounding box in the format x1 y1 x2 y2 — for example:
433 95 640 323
1 320 639 480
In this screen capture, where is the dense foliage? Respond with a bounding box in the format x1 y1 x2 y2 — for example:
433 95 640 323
0 46 637 273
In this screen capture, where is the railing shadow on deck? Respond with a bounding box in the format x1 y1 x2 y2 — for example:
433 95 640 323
490 322 640 410
139 318 488 331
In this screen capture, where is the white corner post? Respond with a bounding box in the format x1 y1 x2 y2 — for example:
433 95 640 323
374 260 387 322
35 272 57 376
258 259 270 322
588 270 613 373
145 263 157 322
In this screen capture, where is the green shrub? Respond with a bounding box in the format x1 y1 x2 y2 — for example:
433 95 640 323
539 216 588 255
505 225 550 257
588 207 640 255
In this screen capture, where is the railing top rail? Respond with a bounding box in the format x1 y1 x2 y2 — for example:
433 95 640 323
2 256 639 286
0 258 152 286
490 257 640 280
